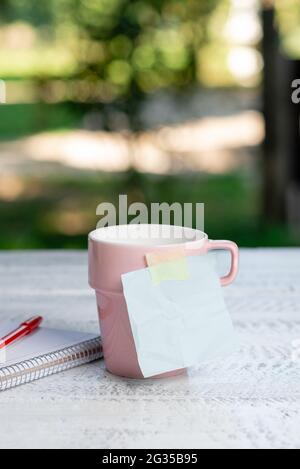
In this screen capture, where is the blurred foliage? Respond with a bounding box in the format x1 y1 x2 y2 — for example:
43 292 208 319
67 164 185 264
276 0 300 58
0 170 298 249
72 0 226 127
0 0 55 26
1 0 298 249
0 0 232 128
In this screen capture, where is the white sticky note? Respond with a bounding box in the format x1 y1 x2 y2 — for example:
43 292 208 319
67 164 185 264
122 253 239 378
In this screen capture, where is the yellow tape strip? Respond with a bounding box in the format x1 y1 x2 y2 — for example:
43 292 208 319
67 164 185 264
146 248 189 285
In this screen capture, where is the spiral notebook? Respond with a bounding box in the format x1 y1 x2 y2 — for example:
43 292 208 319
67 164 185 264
0 322 102 391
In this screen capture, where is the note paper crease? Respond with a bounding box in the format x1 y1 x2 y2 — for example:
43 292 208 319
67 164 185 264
122 253 239 378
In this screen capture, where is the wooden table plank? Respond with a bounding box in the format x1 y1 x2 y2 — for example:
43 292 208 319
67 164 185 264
0 249 300 449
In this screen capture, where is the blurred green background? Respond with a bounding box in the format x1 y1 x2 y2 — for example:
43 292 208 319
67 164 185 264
0 0 299 249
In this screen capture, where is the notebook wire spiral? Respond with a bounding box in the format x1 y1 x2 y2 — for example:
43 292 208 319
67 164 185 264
0 337 102 391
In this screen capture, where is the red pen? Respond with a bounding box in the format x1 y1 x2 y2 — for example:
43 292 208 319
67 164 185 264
0 316 43 350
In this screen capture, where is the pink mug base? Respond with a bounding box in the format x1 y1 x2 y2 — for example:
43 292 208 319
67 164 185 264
151 368 187 379
105 365 186 380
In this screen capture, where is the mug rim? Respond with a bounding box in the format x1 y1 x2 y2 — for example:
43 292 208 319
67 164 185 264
89 224 208 249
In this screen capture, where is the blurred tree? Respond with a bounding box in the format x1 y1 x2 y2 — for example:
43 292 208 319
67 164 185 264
263 1 300 231
71 0 221 129
0 0 222 129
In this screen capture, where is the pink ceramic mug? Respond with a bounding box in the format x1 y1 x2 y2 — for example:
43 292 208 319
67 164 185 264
88 224 239 379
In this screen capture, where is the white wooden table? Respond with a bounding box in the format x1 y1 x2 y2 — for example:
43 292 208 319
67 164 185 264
0 249 300 449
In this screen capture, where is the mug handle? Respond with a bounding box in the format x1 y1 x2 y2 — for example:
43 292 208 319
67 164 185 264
205 240 239 286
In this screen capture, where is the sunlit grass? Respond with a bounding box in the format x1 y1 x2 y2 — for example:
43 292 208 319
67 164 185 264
0 171 298 249
0 103 82 140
